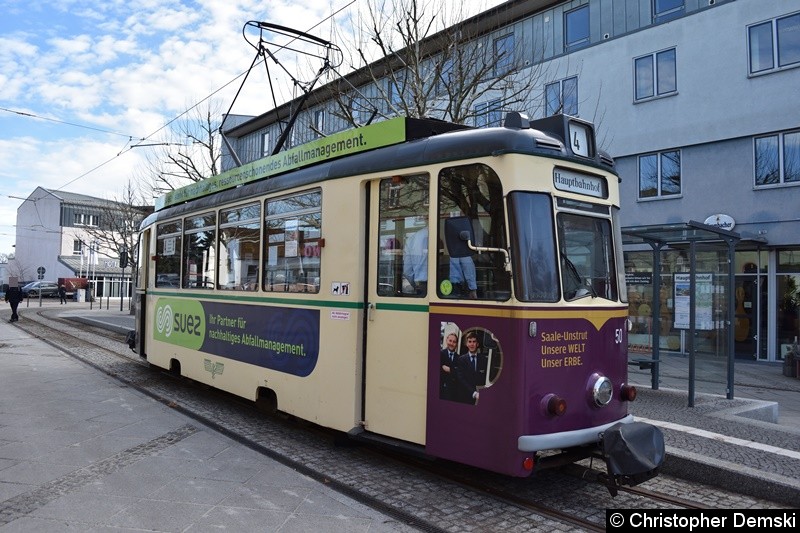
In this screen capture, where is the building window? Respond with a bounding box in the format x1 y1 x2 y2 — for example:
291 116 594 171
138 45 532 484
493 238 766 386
73 240 82 255
313 111 325 137
388 78 404 109
635 48 677 101
565 6 589 50
755 130 800 186
73 213 99 227
261 132 270 157
653 0 684 23
351 96 371 125
437 57 454 95
748 13 800 75
474 99 502 128
494 33 515 76
638 150 681 199
545 76 578 116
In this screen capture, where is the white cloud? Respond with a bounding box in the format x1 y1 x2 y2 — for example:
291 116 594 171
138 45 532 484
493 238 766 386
0 0 506 254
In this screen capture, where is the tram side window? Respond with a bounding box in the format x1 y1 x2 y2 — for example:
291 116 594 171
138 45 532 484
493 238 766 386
218 203 261 291
264 190 321 293
377 174 429 297
437 164 510 300
183 212 217 289
155 221 181 288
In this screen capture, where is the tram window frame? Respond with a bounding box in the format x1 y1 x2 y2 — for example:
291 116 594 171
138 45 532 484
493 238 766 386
437 163 510 301
218 202 261 291
263 190 322 294
182 212 217 290
155 220 182 288
377 174 430 298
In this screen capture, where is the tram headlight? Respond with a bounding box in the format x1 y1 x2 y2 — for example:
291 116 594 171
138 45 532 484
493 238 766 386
590 375 613 407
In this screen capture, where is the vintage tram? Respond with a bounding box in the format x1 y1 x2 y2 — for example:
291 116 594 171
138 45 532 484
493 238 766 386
129 112 663 490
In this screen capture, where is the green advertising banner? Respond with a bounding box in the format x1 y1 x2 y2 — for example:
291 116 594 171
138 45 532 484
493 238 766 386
155 117 408 210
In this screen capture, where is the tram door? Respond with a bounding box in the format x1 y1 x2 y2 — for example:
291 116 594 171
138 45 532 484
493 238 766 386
133 229 151 357
363 174 430 445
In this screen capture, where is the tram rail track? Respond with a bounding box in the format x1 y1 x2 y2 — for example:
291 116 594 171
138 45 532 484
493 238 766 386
7 308 781 532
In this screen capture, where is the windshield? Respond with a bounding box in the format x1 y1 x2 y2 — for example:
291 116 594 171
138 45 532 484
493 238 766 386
557 212 618 301
509 192 619 302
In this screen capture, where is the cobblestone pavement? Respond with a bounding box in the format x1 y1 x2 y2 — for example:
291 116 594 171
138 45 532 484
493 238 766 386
0 301 794 533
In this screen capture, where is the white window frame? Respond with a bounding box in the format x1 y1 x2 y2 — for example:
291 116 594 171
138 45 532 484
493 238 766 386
748 12 800 75
545 76 578 116
634 48 677 102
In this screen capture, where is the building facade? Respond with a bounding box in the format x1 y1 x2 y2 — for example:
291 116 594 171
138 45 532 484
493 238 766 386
11 187 149 299
219 0 799 362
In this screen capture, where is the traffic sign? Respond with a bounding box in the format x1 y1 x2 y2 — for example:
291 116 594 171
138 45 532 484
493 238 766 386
37 266 46 280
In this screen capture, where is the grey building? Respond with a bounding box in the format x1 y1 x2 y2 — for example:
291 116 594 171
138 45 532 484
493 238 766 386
12 187 150 299
219 0 799 362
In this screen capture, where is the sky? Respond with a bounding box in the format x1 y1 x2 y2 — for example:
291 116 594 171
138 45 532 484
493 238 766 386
0 0 505 256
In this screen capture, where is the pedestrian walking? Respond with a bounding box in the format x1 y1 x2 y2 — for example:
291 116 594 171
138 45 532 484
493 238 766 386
5 279 23 322
58 283 67 304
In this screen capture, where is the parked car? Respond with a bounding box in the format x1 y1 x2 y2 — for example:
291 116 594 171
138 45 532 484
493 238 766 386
21 281 60 298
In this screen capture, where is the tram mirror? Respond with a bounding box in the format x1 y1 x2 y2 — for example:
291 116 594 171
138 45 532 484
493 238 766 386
444 216 474 258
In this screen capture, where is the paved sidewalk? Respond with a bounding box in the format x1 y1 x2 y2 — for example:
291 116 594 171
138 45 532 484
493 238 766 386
6 299 800 510
0 315 411 532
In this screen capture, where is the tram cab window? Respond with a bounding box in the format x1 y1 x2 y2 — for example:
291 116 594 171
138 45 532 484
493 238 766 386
377 174 429 298
508 192 559 302
218 203 261 291
556 212 619 302
263 190 321 293
182 212 217 289
437 164 510 300
155 221 181 288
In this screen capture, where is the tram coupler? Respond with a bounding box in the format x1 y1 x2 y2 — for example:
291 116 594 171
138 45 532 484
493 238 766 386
598 421 665 496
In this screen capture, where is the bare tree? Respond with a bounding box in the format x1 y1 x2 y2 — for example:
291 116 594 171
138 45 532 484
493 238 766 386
135 99 223 195
325 0 548 126
78 180 153 268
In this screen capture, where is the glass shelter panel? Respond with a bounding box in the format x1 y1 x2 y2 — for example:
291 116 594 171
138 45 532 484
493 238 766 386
777 249 800 361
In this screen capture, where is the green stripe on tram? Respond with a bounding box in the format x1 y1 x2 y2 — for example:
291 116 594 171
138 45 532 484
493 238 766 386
147 291 429 313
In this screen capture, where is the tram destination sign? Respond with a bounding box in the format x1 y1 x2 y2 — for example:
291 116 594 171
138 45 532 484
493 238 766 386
553 168 607 199
156 117 409 210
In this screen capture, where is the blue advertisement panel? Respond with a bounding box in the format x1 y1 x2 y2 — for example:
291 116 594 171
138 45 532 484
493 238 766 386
153 298 319 377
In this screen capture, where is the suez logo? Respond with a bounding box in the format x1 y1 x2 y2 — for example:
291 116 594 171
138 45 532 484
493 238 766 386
155 304 203 337
153 298 205 349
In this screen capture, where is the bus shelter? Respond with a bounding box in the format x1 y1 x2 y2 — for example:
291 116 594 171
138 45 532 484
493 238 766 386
622 221 740 406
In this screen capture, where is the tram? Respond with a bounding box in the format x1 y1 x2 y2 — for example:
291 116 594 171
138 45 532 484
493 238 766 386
128 111 664 490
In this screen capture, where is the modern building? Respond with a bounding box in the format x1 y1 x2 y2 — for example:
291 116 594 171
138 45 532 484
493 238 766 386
11 187 150 299
217 0 798 363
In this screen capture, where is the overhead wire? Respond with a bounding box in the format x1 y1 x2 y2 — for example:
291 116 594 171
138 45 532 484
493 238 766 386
6 1 356 195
